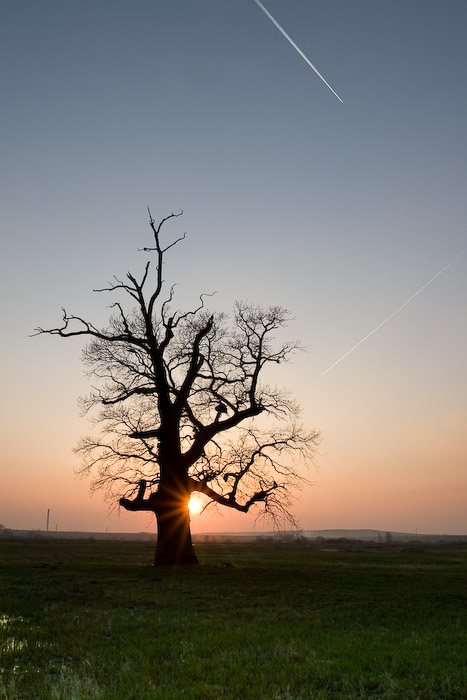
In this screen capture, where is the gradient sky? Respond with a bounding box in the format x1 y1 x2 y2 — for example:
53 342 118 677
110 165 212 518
1 0 466 535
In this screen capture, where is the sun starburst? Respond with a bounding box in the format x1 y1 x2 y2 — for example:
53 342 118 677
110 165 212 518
188 493 204 516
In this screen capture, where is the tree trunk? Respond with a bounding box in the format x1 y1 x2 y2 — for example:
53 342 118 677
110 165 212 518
154 501 198 565
119 457 199 564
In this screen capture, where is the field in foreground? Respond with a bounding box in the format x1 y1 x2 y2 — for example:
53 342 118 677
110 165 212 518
0 539 466 699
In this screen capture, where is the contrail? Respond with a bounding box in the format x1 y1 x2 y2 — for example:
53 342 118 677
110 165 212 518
321 250 465 376
253 0 343 103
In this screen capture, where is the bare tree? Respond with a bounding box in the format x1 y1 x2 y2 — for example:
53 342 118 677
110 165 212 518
35 211 319 564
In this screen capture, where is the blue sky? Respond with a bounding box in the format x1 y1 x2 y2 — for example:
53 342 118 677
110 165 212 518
1 1 466 534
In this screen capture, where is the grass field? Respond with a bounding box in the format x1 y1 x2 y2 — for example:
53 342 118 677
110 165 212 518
0 537 466 699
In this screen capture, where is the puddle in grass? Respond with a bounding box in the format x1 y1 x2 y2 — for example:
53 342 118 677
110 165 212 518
1 615 28 656
0 614 48 672
0 615 54 690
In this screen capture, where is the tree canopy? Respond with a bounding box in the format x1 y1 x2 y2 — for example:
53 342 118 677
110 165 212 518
35 210 319 563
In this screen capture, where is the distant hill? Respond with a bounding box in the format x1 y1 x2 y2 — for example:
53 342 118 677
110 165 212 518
194 529 467 543
301 529 467 543
2 528 466 543
0 529 156 541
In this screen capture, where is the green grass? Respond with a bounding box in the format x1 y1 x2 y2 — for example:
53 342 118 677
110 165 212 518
1 538 466 699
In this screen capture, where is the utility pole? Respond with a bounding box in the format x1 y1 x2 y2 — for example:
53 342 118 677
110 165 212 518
46 509 50 533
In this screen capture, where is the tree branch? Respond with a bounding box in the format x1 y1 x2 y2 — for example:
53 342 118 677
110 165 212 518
190 477 280 513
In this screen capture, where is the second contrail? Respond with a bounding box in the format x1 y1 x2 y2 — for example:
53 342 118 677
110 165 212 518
321 250 465 376
253 0 343 103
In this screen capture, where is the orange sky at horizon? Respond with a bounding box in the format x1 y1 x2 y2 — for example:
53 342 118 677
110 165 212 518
2 365 465 536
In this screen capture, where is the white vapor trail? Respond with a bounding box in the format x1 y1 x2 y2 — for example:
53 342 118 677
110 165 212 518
253 0 343 103
321 250 465 376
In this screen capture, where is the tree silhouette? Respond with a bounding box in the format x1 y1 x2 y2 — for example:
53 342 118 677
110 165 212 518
35 211 319 564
